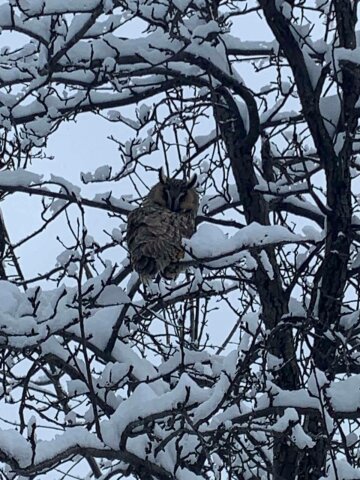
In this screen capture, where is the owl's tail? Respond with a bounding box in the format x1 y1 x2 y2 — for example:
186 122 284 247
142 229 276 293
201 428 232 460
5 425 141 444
162 263 183 280
133 255 158 277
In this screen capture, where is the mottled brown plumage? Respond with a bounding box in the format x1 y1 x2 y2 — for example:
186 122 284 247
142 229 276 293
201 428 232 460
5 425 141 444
127 170 199 281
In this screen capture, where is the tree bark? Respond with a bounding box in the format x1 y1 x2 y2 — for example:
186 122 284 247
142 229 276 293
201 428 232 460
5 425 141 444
212 86 300 479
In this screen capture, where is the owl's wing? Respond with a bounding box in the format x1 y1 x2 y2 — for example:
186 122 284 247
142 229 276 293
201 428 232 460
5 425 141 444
127 206 185 277
177 211 197 239
161 211 197 279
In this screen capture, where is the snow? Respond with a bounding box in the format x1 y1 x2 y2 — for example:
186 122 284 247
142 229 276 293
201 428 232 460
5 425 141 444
200 183 240 214
0 169 42 187
192 21 221 43
0 281 43 345
327 376 360 412
346 432 358 447
334 132 346 155
320 460 360 480
136 104 151 125
287 297 306 318
291 423 315 449
111 227 123 242
256 177 312 197
158 349 213 377
261 98 291 124
92 192 134 212
302 225 323 242
185 222 316 266
308 369 329 396
316 0 330 14
17 0 102 15
258 382 320 411
172 0 191 11
81 165 112 183
301 48 322 89
330 47 360 80
193 373 231 423
194 130 217 150
272 407 298 432
186 224 228 258
56 249 80 268
319 95 341 137
259 251 274 279
184 38 234 78
97 362 128 390
0 429 32 467
34 428 104 465
67 379 88 396
101 373 209 448
65 411 77 425
340 311 360 330
97 285 129 306
41 337 72 363
224 34 278 55
69 306 127 350
0 280 26 314
262 108 300 126
50 174 81 197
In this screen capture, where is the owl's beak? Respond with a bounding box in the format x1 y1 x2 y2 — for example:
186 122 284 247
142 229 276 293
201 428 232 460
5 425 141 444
172 196 180 212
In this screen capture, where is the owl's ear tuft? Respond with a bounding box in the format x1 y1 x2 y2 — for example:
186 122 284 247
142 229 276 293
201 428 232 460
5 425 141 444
159 167 168 185
187 173 197 189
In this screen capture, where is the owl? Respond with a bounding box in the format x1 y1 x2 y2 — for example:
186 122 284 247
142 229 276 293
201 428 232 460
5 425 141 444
127 169 199 281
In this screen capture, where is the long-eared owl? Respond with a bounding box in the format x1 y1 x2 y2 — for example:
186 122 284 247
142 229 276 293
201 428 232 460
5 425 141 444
127 169 199 281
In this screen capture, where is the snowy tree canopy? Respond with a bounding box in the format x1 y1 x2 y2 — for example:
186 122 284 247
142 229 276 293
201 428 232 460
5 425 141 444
1 1 360 479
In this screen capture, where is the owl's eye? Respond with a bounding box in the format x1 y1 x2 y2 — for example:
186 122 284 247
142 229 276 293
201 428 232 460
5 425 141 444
177 191 187 202
173 191 188 211
163 188 172 205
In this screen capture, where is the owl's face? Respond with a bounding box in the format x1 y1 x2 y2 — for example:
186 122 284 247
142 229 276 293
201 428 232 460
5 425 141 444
147 169 199 213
